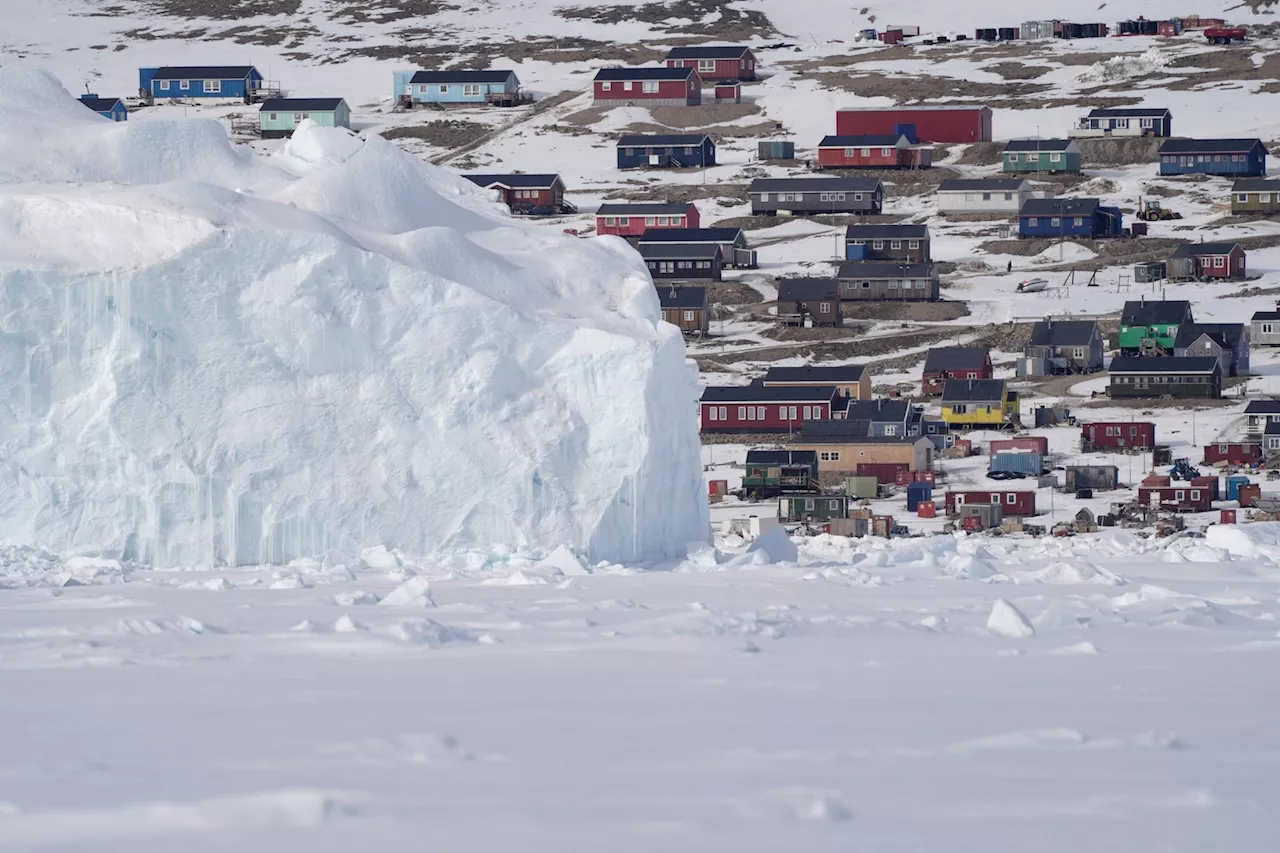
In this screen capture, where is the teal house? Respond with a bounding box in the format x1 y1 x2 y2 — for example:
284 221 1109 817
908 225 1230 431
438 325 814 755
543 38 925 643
79 94 127 121
258 98 351 138
394 70 522 107
1002 139 1081 174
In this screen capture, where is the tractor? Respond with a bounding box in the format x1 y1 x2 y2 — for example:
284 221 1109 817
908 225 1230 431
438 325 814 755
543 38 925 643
1138 198 1182 222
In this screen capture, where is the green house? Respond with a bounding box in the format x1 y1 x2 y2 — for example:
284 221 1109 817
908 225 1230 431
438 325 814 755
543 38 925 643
1117 299 1193 354
742 449 819 498
1002 139 1081 174
778 494 849 523
258 97 351 138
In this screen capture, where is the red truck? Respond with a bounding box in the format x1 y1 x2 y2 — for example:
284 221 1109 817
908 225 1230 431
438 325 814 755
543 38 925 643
1205 26 1247 44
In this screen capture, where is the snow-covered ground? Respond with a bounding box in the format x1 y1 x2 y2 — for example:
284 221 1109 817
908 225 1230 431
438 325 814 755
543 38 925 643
4 529 1280 851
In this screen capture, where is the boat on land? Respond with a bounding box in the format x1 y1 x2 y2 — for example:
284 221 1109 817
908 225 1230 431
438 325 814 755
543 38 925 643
1016 278 1049 293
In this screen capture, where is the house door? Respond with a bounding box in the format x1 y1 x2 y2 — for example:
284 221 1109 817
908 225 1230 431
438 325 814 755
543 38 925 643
649 154 661 166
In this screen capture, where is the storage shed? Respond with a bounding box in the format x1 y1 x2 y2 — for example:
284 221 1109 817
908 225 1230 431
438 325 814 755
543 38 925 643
617 134 716 169
835 105 992 143
258 97 350 137
1065 465 1119 491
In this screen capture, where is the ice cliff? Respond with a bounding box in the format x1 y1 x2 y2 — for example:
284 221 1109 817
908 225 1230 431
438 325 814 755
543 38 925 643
0 69 709 565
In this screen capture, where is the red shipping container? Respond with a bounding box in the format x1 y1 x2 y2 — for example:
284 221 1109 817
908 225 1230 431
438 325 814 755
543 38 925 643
989 436 1049 456
918 500 937 518
895 470 936 486
881 29 903 45
1220 509 1237 524
1239 484 1262 508
954 439 972 455
709 480 728 496
858 462 909 485
1192 476 1220 501
962 515 982 532
1142 474 1171 487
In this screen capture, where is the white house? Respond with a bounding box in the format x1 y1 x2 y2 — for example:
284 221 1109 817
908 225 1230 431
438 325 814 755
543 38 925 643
936 178 1038 215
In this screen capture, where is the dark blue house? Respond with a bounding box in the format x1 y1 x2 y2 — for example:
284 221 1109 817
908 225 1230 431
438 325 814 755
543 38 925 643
140 66 265 104
1019 197 1123 239
79 94 127 121
617 134 716 169
1158 138 1267 177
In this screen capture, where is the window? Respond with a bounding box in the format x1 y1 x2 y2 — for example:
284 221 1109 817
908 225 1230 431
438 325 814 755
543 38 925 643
891 240 901 249
179 80 189 90
803 406 812 420
1073 217 1083 227
1028 217 1038 227
698 59 716 71
829 500 841 512
908 240 919 249
601 81 612 90
853 193 863 201
684 147 693 155
805 499 815 511
204 79 221 93
819 302 831 313
836 193 846 201
657 216 669 226
1214 155 1224 162
618 217 629 226
1130 426 1139 436
294 113 305 122
1008 153 1019 162
1073 348 1086 358
683 311 695 321
820 451 840 461
872 240 884 250
1004 192 1013 200
1214 256 1225 268
718 407 726 420
737 406 746 420
604 217 616 226
645 217 656 226
820 193 830 201
1175 490 1185 501
881 147 891 156
1006 493 1016 505
269 112 278 120
916 281 927 290
884 425 897 436
888 281 899 289
779 406 789 419
861 148 871 156
463 84 481 96
951 404 968 414
844 147 855 157
1050 217 1061 227
708 407 718 421
439 85 448 93
1218 444 1228 453
793 193 804 201
1049 152 1061 163
642 81 659 93
1264 323 1274 334
1263 193 1273 203
159 80 170 91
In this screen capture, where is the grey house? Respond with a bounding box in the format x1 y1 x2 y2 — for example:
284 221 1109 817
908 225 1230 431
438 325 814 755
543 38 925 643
844 223 931 263
638 243 722 281
749 177 884 216
776 278 843 327
838 398 924 438
1251 309 1280 347
1246 400 1280 436
1108 356 1222 399
1020 319 1105 376
1266 421 1280 454
835 261 939 302
1173 323 1249 377
638 227 756 269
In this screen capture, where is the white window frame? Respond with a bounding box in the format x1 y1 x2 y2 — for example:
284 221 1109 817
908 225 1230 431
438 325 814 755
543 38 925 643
884 425 897 436
603 216 616 226
159 80 170 91
819 302 831 313
908 240 920 249
462 84 481 96
645 217 656 226
439 85 448 93
642 80 659 93
268 112 278 121
890 240 901 249
697 59 716 71
601 81 612 91
1263 193 1273 203
1005 493 1016 505
204 79 221 93
179 80 189 91
1049 152 1062 163
708 406 718 421
718 407 726 420
683 310 695 321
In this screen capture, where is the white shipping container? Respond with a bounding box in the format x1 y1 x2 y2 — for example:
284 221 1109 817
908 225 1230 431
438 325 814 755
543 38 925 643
887 24 921 36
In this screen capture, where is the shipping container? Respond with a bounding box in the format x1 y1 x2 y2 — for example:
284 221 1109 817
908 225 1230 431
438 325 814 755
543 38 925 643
1192 476 1220 501
1220 509 1237 524
989 452 1045 476
1226 475 1251 502
998 27 1019 40
989 436 1049 455
857 462 910 484
1239 483 1262 508
1021 20 1056 40
709 480 728 496
844 476 879 499
888 24 920 36
917 500 937 518
975 28 997 41
757 140 795 160
895 470 936 486
881 29 903 45
1065 465 1119 491
946 490 1036 518
906 481 934 511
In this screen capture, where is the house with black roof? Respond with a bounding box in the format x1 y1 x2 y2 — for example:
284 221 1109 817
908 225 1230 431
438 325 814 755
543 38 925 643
741 450 818 498
1245 399 1280 435
617 134 715 169
922 347 993 396
939 379 1017 429
1119 299 1193 353
1158 138 1267 177
78 94 127 122
763 364 868 399
400 69 522 106
140 65 265 103
639 243 722 281
462 174 574 215
839 398 924 437
1108 356 1222 399
258 98 349 138
594 67 701 106
1071 107 1172 138
936 178 1035 215
596 202 700 237
789 419 935 477
1173 323 1249 377
835 261 938 302
699 383 839 433
1167 242 1247 281
1003 139 1081 174
1021 319 1104 376
816 134 930 170
844 223 931 263
749 177 883 215
656 285 709 335
1251 306 1280 347
775 279 843 328
1231 178 1280 215
664 45 757 80
1019 197 1123 239
638 227 754 268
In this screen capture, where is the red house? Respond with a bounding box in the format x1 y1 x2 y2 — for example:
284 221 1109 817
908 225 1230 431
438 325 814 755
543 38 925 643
922 347 993 395
1203 441 1262 466
1081 421 1156 452
593 67 700 107
836 106 993 144
1138 485 1214 513
944 490 1037 518
461 173 572 215
595 202 699 238
989 436 1049 455
664 45 757 81
700 384 838 434
1167 242 1247 281
817 134 907 169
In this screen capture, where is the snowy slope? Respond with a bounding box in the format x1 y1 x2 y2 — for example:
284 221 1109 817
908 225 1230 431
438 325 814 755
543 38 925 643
0 69 709 566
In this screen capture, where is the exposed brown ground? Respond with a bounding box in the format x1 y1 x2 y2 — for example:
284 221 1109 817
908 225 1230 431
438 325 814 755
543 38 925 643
842 301 970 321
381 120 488 148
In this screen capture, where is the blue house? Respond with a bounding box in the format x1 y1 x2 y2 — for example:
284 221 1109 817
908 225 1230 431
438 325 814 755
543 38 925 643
395 70 521 106
1072 107 1172 138
1019 197 1123 239
140 66 265 104
79 94 127 121
1158 138 1267 177
617 134 716 169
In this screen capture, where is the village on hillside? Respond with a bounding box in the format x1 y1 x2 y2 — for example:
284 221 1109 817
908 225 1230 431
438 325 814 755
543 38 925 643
68 10 1280 543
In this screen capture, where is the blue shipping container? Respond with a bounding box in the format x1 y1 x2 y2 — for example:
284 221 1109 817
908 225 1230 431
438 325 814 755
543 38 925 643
989 452 1045 476
906 481 933 511
1226 475 1251 502
845 242 867 261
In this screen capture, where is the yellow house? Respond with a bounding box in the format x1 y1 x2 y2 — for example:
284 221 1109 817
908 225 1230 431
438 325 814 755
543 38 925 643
761 364 872 400
940 378 1018 429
